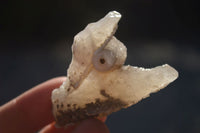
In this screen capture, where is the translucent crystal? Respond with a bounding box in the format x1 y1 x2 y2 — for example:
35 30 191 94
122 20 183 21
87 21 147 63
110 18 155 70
51 11 178 127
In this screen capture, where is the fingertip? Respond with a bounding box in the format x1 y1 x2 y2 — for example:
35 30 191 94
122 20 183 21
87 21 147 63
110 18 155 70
72 118 110 133
97 116 107 122
40 122 76 133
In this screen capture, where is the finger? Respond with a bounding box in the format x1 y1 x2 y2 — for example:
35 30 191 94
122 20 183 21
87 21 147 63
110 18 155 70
72 118 110 133
39 122 76 133
97 116 107 122
0 77 66 133
40 116 107 133
40 118 109 133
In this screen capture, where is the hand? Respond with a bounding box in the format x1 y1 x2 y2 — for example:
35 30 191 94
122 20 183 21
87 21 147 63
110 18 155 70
0 77 110 133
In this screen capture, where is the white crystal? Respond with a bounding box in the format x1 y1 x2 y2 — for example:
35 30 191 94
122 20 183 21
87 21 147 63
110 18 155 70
51 11 178 127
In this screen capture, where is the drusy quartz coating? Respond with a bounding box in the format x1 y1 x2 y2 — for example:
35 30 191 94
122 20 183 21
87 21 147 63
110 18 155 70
51 11 178 127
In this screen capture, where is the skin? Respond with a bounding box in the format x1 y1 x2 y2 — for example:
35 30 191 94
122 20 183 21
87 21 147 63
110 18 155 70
0 77 109 133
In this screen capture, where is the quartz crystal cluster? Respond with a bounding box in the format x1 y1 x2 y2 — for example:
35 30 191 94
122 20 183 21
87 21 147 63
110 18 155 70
51 11 178 127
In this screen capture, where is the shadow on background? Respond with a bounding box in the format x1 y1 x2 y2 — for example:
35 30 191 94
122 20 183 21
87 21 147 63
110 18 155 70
0 0 200 133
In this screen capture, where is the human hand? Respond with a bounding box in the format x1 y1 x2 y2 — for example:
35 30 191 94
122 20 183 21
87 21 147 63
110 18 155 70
0 77 110 133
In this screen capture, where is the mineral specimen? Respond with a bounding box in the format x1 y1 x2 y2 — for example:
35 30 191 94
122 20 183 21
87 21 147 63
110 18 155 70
51 11 178 127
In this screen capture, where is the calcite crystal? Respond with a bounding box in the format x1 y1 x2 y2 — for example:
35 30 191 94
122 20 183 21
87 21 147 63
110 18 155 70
51 11 178 127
